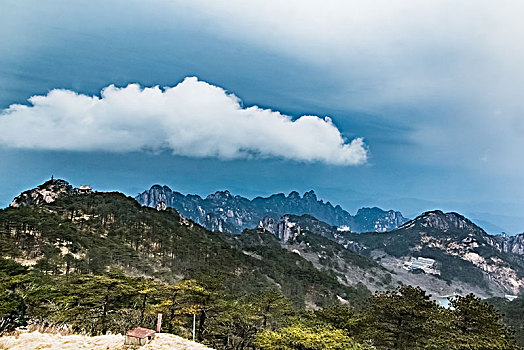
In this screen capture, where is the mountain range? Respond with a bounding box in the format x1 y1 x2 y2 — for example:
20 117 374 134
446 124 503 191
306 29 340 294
136 185 407 233
4 179 524 300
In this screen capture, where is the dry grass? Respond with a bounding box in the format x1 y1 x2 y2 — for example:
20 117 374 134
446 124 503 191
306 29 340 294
0 331 213 350
25 324 78 336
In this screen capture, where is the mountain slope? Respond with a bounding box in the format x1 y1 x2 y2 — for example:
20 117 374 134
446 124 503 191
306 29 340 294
265 211 524 297
136 185 407 233
259 214 395 292
354 211 524 295
0 179 368 308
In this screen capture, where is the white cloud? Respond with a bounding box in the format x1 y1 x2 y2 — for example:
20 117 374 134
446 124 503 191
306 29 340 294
0 77 367 165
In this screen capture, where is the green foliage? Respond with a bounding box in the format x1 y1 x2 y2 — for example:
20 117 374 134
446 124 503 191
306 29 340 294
38 272 154 334
312 304 358 333
0 258 519 349
488 296 524 346
357 286 448 350
450 294 518 350
203 289 294 349
0 259 31 333
256 324 366 350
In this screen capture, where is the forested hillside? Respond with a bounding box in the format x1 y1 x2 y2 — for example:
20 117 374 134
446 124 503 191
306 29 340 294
1 187 363 307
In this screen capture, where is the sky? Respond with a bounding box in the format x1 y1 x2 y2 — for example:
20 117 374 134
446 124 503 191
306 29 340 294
1 0 524 233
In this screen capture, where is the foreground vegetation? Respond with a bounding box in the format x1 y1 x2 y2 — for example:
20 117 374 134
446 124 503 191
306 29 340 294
1 258 520 349
488 296 524 346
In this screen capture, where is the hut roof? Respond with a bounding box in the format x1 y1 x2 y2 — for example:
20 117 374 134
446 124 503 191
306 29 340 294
126 327 156 338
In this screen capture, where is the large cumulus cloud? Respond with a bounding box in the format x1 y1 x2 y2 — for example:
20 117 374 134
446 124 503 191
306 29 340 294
0 77 367 165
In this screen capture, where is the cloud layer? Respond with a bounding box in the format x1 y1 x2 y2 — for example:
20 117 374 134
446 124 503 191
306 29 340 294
176 1 524 174
0 77 367 165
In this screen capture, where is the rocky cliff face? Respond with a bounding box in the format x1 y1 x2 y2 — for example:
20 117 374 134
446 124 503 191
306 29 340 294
355 210 524 295
261 215 302 242
135 185 408 233
10 179 92 208
491 233 524 256
261 214 348 243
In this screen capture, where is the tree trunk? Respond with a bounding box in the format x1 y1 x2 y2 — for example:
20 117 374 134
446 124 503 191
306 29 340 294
197 309 206 341
140 293 148 324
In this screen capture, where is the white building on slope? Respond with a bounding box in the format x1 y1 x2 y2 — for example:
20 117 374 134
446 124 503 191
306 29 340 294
403 257 439 275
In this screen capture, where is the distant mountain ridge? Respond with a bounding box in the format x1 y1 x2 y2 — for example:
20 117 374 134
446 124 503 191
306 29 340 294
135 185 408 233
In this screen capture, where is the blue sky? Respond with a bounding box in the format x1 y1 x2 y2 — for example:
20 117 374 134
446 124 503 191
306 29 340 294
1 0 524 233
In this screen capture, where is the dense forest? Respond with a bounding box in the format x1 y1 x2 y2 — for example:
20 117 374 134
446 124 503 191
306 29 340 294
0 189 523 349
1 261 520 349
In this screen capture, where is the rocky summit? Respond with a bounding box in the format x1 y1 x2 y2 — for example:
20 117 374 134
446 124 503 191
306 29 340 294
399 210 484 233
136 185 407 233
10 179 92 208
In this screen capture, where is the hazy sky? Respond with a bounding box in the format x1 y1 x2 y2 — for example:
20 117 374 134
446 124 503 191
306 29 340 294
1 0 524 232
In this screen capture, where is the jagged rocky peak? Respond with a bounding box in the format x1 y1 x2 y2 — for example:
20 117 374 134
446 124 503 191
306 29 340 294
401 210 484 233
136 184 189 208
303 190 317 201
206 190 232 200
354 207 407 232
288 190 300 199
356 207 393 216
135 184 408 233
492 232 524 256
10 178 92 208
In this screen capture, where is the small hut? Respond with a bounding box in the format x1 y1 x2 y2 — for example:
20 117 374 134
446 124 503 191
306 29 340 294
125 327 156 346
77 185 92 194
